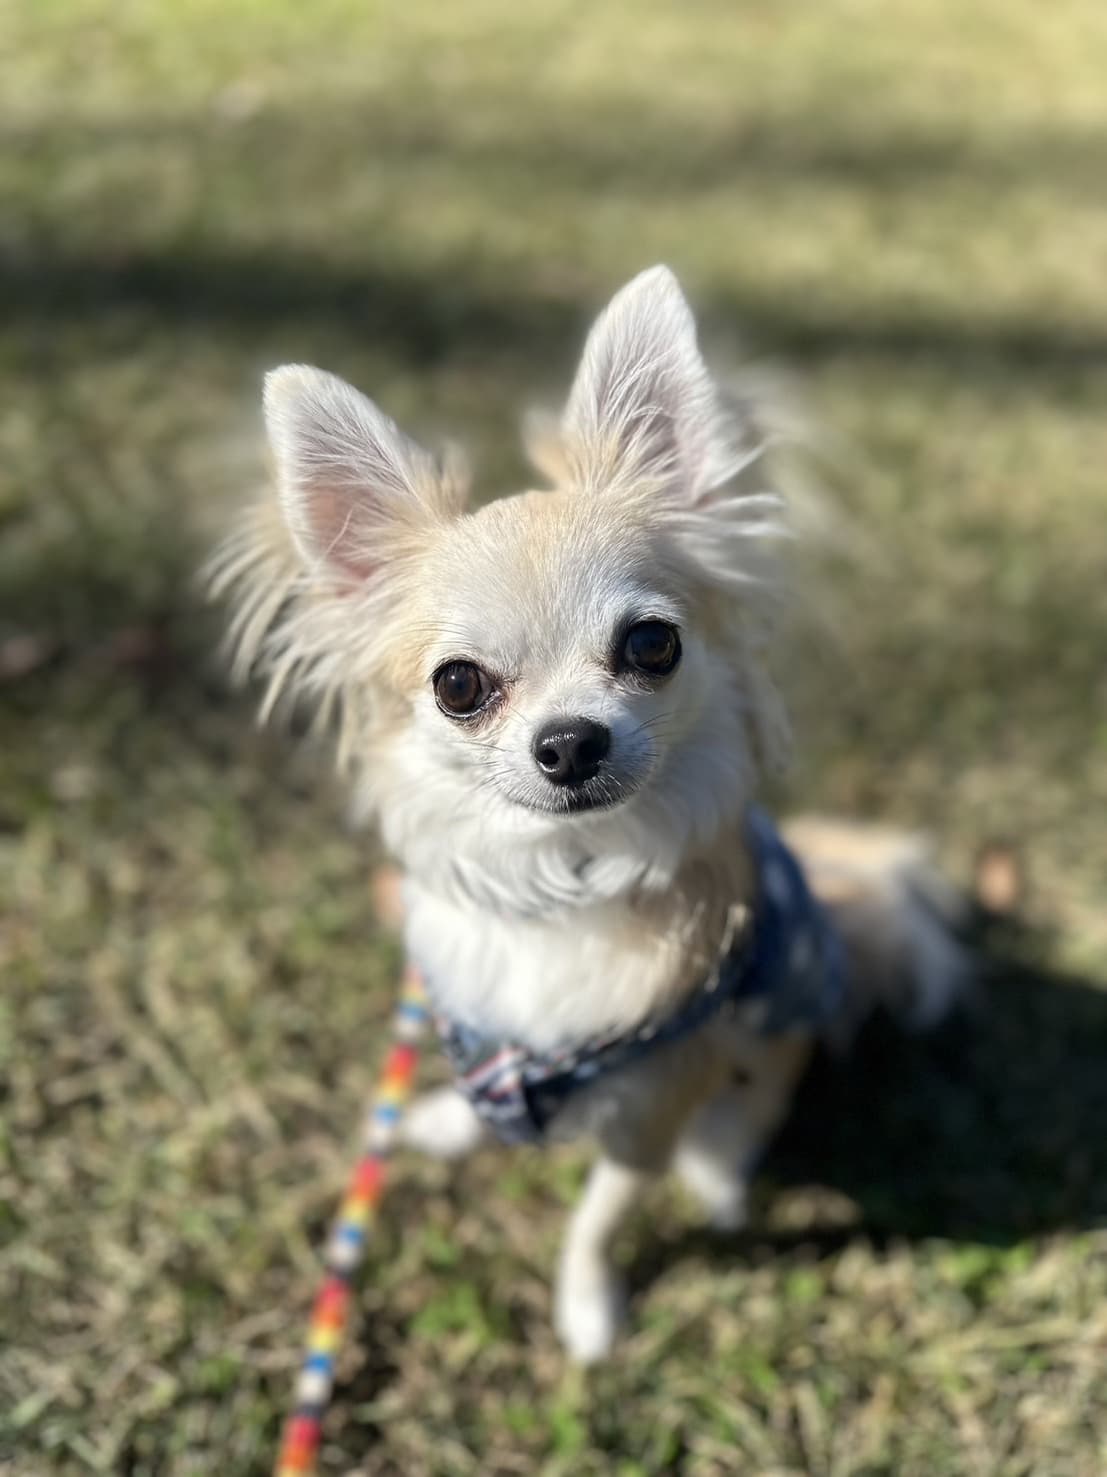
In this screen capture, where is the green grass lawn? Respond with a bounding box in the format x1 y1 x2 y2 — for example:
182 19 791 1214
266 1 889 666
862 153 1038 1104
2 2 1106 1473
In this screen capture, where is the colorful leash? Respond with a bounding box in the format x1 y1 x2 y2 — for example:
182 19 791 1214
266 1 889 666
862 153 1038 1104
274 962 431 1477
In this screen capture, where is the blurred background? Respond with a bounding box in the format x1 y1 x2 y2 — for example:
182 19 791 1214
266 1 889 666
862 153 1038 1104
2 3 1105 1474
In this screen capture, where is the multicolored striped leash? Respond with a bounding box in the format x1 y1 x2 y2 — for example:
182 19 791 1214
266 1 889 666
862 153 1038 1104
274 962 431 1477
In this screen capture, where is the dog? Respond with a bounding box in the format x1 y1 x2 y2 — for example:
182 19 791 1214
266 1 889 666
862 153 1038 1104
209 266 968 1362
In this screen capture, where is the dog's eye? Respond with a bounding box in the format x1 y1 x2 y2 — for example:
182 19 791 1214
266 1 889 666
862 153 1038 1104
433 660 492 717
622 620 681 677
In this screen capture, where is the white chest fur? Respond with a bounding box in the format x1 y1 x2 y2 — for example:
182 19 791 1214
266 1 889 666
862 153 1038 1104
402 844 753 1053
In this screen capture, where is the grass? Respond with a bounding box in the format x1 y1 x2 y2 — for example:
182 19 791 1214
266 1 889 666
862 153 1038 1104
1 1 1106 1472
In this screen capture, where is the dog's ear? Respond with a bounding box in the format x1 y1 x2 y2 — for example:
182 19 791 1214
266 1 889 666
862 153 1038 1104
560 266 720 500
263 366 466 581
521 407 571 487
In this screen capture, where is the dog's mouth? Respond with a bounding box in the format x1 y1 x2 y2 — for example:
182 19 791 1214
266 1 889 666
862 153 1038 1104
506 773 640 818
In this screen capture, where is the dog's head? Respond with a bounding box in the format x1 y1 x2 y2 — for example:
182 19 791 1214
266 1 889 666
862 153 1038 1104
214 268 793 891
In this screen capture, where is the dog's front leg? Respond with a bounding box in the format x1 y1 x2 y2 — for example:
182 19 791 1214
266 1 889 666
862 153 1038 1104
555 1156 649 1363
553 1037 725 1361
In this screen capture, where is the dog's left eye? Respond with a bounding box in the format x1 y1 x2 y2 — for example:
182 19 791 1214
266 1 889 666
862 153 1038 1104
433 660 492 717
622 620 681 678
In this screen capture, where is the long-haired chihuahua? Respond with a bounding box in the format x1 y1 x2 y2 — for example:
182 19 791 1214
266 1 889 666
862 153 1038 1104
210 267 967 1361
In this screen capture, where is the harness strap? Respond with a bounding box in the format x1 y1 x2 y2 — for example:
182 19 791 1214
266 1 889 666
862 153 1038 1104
436 807 845 1143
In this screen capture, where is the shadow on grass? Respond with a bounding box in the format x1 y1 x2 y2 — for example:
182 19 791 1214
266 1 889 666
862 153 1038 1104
634 933 1107 1298
5 242 1107 381
6 236 1107 658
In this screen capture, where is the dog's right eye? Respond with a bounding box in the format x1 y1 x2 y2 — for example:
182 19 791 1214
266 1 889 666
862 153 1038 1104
433 660 492 717
622 620 681 679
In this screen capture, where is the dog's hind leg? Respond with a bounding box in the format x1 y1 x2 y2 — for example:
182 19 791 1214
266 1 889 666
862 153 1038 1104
673 1029 812 1230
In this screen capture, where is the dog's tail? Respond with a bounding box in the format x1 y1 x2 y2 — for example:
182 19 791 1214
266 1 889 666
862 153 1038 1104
784 815 972 1044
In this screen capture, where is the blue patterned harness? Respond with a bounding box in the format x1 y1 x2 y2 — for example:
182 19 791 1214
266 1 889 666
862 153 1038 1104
435 808 846 1145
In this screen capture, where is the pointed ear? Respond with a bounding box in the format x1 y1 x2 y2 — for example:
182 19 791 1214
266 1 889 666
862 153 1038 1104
263 365 466 580
561 266 720 500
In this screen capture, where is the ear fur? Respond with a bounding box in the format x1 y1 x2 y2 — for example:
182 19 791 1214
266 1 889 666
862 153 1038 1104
263 365 466 580
205 368 467 758
521 406 572 486
559 266 725 501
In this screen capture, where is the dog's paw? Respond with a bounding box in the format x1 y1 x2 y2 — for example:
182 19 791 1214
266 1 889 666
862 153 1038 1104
674 1143 750 1232
401 1087 486 1160
705 1183 749 1233
555 1266 626 1365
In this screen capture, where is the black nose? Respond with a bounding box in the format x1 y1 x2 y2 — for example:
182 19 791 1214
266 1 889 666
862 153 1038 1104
532 718 611 786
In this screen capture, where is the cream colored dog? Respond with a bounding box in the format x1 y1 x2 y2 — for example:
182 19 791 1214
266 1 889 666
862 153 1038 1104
211 267 966 1362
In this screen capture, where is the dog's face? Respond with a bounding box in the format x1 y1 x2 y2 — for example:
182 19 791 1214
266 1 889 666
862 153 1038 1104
250 267 788 873
408 489 712 822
